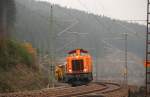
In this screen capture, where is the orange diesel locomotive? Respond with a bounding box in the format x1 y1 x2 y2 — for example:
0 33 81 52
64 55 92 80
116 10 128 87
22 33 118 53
65 49 93 85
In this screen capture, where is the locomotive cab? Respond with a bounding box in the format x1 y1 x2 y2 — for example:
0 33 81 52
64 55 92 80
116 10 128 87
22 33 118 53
65 49 93 85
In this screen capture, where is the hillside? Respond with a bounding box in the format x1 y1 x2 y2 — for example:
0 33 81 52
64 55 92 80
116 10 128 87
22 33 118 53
12 0 146 86
14 0 145 58
0 39 48 93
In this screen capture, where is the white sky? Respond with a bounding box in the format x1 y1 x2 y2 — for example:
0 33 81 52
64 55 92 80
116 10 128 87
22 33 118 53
37 0 146 24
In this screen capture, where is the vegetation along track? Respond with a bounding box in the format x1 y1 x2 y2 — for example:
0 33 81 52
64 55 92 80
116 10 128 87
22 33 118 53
0 82 121 97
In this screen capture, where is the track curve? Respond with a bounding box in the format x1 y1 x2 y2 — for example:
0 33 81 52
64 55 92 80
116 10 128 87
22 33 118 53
77 82 121 97
0 82 121 97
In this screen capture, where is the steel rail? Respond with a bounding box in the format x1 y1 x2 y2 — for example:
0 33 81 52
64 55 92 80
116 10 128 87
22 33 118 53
0 82 121 97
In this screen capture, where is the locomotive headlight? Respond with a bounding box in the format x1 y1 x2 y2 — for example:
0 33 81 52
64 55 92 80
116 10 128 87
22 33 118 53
76 55 79 59
69 69 72 73
84 68 87 72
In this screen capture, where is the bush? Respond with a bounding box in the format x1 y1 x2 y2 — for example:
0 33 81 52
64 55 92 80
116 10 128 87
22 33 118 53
0 39 35 70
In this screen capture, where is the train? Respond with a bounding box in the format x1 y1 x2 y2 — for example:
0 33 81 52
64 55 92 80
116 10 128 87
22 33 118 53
55 64 65 81
55 48 93 86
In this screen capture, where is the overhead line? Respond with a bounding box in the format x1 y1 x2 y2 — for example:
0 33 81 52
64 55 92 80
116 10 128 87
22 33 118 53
77 0 111 32
123 20 146 22
77 0 144 37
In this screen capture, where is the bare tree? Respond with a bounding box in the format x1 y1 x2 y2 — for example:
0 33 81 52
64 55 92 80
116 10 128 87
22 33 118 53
0 0 16 39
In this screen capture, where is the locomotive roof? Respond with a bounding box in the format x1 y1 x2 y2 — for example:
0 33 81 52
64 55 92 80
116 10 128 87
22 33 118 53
68 49 88 54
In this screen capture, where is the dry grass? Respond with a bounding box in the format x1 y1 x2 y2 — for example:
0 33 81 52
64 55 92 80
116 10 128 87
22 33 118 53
0 64 48 93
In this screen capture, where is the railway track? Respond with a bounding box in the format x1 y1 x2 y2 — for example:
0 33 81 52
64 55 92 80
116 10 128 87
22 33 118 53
97 82 121 93
74 82 121 97
0 82 121 97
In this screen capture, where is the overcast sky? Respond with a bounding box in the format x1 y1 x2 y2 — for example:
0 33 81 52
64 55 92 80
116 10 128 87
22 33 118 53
37 0 146 24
